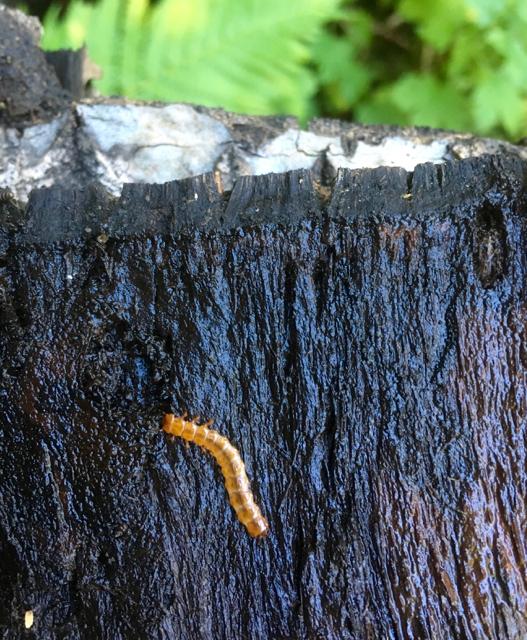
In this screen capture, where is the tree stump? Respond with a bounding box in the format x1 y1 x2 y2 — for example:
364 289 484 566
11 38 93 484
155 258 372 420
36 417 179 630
1 7 527 640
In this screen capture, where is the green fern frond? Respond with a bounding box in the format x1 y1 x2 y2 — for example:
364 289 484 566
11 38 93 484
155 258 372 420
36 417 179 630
41 0 338 119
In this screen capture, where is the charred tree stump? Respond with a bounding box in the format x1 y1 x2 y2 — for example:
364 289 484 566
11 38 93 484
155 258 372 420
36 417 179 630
1 155 527 640
2 7 527 640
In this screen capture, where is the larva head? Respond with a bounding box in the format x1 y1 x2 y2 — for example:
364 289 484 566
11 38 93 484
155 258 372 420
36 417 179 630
162 413 186 436
247 515 270 539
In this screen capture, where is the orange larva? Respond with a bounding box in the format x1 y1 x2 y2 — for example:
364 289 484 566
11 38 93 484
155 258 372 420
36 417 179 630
163 413 269 538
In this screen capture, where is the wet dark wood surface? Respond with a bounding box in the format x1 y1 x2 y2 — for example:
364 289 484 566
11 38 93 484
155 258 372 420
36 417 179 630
1 156 527 639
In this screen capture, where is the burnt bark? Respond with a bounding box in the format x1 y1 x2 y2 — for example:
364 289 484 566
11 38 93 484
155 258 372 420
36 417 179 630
0 6 69 125
44 48 92 101
1 155 527 639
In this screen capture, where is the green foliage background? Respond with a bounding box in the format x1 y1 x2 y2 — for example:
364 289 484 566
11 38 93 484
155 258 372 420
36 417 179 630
40 0 527 140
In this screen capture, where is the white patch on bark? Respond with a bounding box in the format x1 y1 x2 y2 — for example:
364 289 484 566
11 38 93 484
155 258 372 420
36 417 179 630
331 136 449 171
0 114 69 199
77 104 231 194
240 129 449 174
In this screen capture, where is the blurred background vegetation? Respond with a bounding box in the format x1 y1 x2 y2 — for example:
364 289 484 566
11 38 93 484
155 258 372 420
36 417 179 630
13 0 527 140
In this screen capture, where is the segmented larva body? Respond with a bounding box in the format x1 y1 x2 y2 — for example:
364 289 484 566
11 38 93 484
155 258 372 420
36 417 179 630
163 414 269 538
